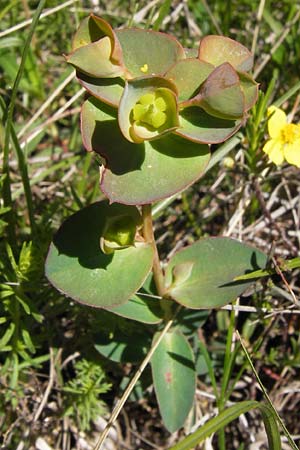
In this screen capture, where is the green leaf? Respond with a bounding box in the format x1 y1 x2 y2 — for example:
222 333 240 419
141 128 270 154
168 401 281 450
176 107 242 144
77 72 124 107
184 63 245 120
95 329 151 363
239 71 259 111
165 58 214 103
69 15 125 78
72 14 123 63
234 256 300 281
107 274 163 323
81 98 210 205
175 309 209 336
151 330 196 432
67 37 125 78
45 201 154 308
165 237 267 309
198 35 253 72
108 293 163 323
116 28 185 78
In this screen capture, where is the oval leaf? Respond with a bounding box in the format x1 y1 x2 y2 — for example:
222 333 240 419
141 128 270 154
116 28 185 78
176 107 242 144
165 58 214 103
151 330 196 432
198 35 253 72
165 237 267 309
183 63 245 120
81 97 210 205
45 201 154 308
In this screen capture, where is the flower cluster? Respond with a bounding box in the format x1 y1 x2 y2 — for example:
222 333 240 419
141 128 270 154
67 14 258 146
263 106 300 168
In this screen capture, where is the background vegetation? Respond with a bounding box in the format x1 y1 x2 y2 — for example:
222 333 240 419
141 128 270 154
0 0 299 448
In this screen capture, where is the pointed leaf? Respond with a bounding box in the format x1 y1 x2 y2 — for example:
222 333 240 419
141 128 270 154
176 107 242 144
68 15 125 78
72 15 103 49
165 58 214 103
77 72 124 107
45 201 154 308
116 28 185 78
165 237 267 309
81 98 210 205
199 35 253 72
67 37 125 78
168 401 281 450
72 14 123 63
151 330 196 432
183 63 245 120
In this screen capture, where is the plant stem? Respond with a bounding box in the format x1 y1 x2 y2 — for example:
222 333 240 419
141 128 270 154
142 204 166 298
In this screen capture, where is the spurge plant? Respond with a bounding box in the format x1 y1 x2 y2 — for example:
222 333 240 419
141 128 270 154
45 15 270 434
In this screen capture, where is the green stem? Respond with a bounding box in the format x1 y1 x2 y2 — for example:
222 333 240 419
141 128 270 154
142 204 166 298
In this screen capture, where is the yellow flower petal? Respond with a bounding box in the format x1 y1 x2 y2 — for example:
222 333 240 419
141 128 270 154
283 140 300 168
267 106 287 139
262 139 285 165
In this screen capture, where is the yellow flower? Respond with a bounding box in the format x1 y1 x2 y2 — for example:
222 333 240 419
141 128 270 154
262 106 300 168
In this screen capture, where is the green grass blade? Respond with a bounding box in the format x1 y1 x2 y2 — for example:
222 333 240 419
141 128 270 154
168 400 281 450
2 0 46 243
234 257 300 281
273 80 300 108
237 331 299 450
153 0 172 31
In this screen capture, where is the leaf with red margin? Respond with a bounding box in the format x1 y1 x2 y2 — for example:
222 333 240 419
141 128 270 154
198 35 253 72
176 107 243 144
81 97 210 205
77 72 124 107
67 15 125 78
45 201 154 308
164 237 267 309
115 28 186 78
181 63 245 120
239 71 259 111
165 58 214 103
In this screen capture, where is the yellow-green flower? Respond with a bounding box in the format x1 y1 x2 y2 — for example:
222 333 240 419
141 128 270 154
263 106 300 168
